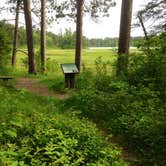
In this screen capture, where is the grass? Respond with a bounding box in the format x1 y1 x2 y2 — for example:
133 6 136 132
10 48 118 91
14 48 117 75
13 47 142 77
6 48 118 94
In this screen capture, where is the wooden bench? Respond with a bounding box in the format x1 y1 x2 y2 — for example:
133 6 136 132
0 76 14 86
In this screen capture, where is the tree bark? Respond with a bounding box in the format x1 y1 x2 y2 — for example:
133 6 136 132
23 0 36 74
41 0 46 73
75 0 84 72
138 12 149 41
12 0 21 67
117 0 133 76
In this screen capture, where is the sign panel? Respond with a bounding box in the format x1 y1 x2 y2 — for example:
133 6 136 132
61 63 79 74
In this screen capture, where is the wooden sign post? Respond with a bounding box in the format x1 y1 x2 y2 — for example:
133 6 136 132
61 64 79 88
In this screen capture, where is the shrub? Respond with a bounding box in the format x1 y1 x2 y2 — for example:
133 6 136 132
75 68 94 90
94 56 118 93
127 32 166 99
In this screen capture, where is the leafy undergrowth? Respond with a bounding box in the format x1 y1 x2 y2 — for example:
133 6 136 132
38 75 65 93
64 82 166 165
0 86 127 166
36 53 166 165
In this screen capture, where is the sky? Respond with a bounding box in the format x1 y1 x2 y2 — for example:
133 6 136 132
0 0 147 38
48 0 147 38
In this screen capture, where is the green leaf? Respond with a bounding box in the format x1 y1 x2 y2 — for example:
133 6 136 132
4 130 17 138
10 120 23 128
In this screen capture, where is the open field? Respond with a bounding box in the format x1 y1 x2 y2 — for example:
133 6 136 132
47 49 117 69
14 47 142 78
15 48 118 75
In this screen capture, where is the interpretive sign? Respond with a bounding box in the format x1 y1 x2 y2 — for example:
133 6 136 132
61 64 79 88
61 63 79 74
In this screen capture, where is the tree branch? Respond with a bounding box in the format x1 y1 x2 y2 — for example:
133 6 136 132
16 49 28 55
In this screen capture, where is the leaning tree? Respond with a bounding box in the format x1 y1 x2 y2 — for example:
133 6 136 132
135 0 166 37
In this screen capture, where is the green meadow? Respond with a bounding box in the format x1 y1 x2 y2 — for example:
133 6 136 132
14 48 118 76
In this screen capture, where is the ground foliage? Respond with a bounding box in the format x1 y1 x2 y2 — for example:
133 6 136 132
0 87 127 166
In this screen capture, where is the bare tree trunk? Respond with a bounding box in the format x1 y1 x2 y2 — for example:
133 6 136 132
23 0 36 74
117 0 133 76
75 0 84 72
138 12 149 40
41 0 46 73
12 0 21 67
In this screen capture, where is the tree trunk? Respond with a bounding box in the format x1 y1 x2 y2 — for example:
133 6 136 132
117 0 133 76
75 0 84 72
12 0 21 67
138 12 149 41
23 0 36 74
41 0 46 73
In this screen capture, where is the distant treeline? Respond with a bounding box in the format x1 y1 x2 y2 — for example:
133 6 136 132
0 21 144 49
87 37 144 47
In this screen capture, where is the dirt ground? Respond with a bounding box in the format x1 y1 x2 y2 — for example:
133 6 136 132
15 77 69 99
